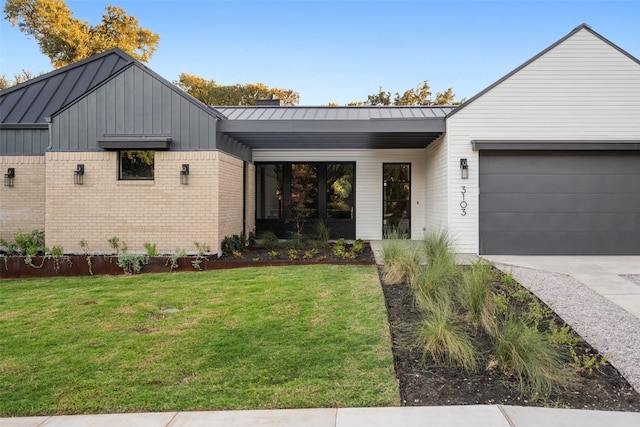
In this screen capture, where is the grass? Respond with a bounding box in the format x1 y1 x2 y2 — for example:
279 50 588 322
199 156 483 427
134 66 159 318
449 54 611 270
0 265 399 416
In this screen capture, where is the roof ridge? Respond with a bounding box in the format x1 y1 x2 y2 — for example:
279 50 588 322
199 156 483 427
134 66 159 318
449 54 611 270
0 48 135 96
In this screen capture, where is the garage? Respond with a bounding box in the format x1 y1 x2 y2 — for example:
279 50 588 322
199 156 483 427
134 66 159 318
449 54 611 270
478 148 640 255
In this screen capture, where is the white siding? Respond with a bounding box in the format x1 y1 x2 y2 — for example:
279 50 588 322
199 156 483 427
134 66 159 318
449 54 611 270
253 149 427 240
424 135 449 234
447 28 640 253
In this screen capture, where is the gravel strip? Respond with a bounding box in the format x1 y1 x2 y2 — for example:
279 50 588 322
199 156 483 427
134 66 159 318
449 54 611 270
493 263 640 393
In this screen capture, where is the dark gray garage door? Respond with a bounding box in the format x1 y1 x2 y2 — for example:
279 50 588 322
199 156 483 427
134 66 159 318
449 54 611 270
479 151 640 255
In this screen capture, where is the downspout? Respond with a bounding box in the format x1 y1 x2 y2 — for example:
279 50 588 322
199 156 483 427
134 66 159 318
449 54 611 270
242 161 247 235
45 116 52 150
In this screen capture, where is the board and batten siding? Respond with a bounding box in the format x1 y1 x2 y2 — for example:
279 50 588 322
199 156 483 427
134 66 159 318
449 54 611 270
446 27 640 254
50 64 219 152
0 128 49 156
253 149 427 240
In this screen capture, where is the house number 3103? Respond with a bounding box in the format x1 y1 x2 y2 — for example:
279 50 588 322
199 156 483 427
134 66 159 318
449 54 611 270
460 186 467 216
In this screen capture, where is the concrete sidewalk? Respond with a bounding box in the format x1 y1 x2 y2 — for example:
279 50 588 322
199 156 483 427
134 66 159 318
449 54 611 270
5 405 640 427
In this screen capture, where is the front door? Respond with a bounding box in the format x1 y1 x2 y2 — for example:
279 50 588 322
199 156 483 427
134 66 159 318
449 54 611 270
383 163 411 237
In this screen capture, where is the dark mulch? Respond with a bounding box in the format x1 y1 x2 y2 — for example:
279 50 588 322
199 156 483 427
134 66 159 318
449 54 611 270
381 274 640 411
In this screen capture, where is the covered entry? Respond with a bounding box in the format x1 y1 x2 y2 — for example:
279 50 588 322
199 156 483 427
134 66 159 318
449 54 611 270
478 146 640 255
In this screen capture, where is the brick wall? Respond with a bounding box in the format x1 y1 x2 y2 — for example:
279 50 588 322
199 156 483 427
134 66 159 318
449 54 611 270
0 156 46 242
44 151 235 254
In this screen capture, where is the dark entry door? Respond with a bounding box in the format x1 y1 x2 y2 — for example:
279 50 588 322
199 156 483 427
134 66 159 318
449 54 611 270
383 163 411 237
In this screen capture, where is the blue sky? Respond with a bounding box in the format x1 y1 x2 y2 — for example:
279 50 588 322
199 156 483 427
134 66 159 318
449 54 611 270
1 0 639 105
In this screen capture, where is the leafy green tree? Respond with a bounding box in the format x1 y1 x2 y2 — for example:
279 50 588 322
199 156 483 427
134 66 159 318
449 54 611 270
4 0 159 68
0 69 39 90
176 73 300 106
352 80 462 106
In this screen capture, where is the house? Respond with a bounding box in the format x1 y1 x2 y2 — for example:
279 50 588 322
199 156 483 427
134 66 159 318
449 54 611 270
1 24 639 255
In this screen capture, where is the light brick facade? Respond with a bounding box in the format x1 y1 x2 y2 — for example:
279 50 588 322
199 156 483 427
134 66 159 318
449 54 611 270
0 156 46 241
44 150 248 254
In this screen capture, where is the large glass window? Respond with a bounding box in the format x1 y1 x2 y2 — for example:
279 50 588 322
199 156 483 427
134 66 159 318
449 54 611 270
119 150 154 180
327 163 354 219
290 163 318 219
256 163 283 219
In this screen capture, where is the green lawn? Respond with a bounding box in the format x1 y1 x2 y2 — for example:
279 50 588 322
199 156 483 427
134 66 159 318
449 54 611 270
0 265 399 416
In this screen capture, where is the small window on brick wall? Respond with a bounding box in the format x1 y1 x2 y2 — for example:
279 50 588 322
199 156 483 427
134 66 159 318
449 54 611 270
119 150 154 180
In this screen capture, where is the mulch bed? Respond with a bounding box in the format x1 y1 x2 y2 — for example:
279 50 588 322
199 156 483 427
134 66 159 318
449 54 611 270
380 274 640 411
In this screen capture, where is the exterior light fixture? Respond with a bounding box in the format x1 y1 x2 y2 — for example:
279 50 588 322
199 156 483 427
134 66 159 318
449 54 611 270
74 164 84 185
180 164 189 185
460 158 469 179
4 167 15 187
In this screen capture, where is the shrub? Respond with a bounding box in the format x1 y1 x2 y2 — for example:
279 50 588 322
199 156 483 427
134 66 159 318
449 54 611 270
493 314 574 396
117 253 147 275
458 261 496 333
314 221 331 246
413 299 479 371
414 246 460 309
380 234 422 285
143 242 158 257
221 234 246 256
257 231 280 248
1 229 45 255
422 229 455 267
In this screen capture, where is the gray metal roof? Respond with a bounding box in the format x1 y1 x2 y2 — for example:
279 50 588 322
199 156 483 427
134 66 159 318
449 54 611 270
215 106 454 120
0 48 134 124
214 106 453 149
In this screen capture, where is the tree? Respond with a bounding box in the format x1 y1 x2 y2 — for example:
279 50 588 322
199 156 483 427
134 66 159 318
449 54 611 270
0 69 39 90
176 73 300 106
351 80 463 106
4 0 159 68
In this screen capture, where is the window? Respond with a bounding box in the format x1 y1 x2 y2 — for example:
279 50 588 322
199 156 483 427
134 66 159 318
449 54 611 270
119 150 154 180
256 163 283 219
327 163 354 219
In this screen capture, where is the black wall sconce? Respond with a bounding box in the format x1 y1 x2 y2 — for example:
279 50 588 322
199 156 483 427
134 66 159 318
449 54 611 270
74 164 84 185
460 158 469 179
4 167 15 187
180 164 189 185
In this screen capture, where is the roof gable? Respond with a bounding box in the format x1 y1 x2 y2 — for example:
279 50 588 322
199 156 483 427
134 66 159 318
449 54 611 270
447 24 640 118
0 48 134 124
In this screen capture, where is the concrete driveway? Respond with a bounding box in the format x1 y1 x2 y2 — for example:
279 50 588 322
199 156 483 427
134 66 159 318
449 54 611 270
482 256 640 319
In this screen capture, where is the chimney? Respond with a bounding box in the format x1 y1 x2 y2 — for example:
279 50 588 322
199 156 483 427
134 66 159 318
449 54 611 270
256 94 281 106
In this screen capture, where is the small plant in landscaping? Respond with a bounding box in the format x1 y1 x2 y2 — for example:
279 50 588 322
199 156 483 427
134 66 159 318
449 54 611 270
194 241 210 255
252 256 260 262
222 234 246 256
413 299 479 371
314 221 331 246
232 250 243 259
166 248 187 271
257 231 280 248
352 238 364 254
108 236 122 254
493 314 574 396
144 242 159 257
458 261 496 333
117 252 147 275
47 245 66 272
79 239 93 275
268 250 279 259
317 255 328 261
303 248 319 260
288 248 299 260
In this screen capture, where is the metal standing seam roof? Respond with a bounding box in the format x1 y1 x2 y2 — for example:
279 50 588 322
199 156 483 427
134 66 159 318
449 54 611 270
214 106 454 149
0 48 135 124
214 106 455 121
